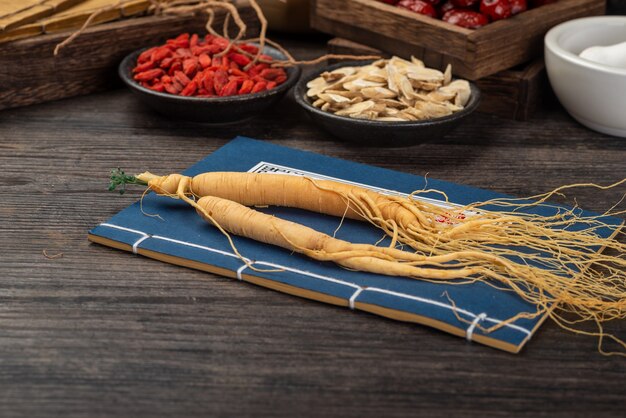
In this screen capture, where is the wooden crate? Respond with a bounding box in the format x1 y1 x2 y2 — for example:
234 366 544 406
0 4 259 111
327 37 549 121
312 0 604 80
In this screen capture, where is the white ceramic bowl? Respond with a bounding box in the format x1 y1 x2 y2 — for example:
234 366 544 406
545 16 626 137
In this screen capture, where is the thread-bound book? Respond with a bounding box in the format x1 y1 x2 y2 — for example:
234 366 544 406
88 137 621 353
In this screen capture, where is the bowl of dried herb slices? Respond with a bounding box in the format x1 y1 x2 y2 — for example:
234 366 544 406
294 58 481 147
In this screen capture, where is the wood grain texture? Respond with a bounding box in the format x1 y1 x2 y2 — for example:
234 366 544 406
0 0 85 32
0 3 259 110
326 37 549 121
311 0 605 79
0 36 625 418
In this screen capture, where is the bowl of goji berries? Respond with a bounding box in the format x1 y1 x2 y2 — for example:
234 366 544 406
119 33 301 123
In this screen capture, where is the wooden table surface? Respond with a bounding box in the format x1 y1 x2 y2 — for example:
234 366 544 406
1 37 625 417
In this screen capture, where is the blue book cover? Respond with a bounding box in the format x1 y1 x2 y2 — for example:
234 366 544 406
88 137 622 353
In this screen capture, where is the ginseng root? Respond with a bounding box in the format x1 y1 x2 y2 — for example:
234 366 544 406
194 195 624 318
109 169 626 354
135 172 626 276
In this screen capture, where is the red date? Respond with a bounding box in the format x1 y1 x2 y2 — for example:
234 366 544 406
480 0 512 21
442 9 489 28
397 0 438 17
377 0 555 28
510 0 527 14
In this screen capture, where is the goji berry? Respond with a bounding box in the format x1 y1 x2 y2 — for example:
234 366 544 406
137 47 157 63
213 69 229 93
167 33 190 49
221 56 230 69
220 79 238 96
229 68 248 78
164 83 180 94
203 76 215 95
168 61 182 76
228 52 251 67
172 79 184 92
191 71 204 86
206 44 223 55
212 37 229 50
160 57 174 68
183 58 198 76
150 83 165 92
229 75 247 85
198 53 212 68
238 44 258 54
151 47 171 63
190 33 199 48
191 44 212 56
133 60 156 73
180 81 198 96
202 70 215 91
259 68 286 81
174 70 191 86
238 79 254 94
251 81 267 93
175 48 193 58
134 68 164 82
248 63 269 76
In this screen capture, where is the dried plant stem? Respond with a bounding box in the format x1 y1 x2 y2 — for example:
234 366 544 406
54 0 125 55
272 54 384 67
54 0 382 68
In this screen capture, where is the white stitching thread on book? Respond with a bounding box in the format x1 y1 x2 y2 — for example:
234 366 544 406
236 264 248 281
98 222 532 339
466 312 488 342
349 287 365 310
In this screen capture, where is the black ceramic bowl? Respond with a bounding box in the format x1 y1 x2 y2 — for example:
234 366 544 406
294 61 481 147
119 45 300 123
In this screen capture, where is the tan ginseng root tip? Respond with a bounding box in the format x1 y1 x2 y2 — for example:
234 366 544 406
134 171 626 355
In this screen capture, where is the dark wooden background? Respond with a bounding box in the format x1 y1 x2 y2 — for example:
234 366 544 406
0 36 625 417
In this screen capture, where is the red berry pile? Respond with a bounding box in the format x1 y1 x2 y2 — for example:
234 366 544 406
132 33 288 97
383 0 557 29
